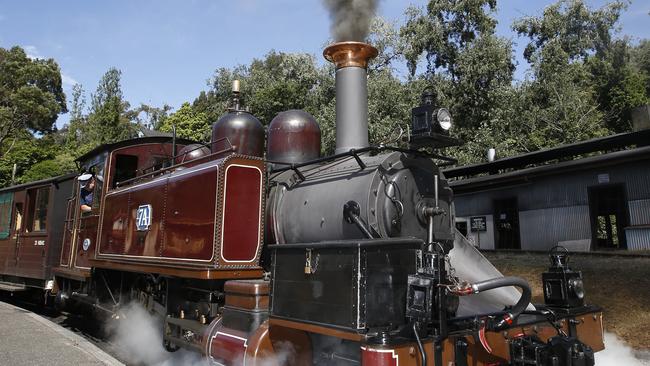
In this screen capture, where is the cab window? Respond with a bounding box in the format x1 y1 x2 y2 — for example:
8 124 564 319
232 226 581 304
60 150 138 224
114 154 139 188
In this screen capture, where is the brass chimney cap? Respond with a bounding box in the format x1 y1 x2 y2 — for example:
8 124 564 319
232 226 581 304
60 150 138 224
323 42 378 69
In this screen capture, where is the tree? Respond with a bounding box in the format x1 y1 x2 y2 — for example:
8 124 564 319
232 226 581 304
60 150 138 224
0 133 75 187
400 0 515 133
513 0 627 65
85 68 136 146
158 102 210 141
127 103 173 131
65 83 87 146
20 152 76 183
0 46 67 151
237 51 324 125
401 0 499 77
513 0 646 132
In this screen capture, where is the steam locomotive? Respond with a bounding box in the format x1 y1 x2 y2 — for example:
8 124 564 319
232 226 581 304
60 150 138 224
0 42 605 366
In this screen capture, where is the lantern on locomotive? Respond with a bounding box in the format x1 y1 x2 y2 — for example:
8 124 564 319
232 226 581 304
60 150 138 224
542 246 586 308
408 88 461 150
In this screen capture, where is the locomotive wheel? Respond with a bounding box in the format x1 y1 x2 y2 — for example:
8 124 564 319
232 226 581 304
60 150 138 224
163 339 180 352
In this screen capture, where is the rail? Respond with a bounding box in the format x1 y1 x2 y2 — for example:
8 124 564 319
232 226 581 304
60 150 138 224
114 138 235 188
268 145 457 182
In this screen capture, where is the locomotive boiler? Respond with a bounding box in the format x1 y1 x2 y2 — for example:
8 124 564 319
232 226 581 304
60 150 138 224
0 39 606 366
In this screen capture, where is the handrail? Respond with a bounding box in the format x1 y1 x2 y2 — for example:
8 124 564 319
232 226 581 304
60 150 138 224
268 145 457 181
114 145 235 188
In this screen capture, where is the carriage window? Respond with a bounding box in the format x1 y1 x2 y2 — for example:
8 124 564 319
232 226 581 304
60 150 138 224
114 154 139 187
0 192 13 239
27 187 49 232
13 203 23 237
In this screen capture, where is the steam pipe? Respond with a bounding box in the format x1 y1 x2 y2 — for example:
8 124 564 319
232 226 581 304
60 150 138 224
413 323 427 366
453 276 532 331
472 276 531 317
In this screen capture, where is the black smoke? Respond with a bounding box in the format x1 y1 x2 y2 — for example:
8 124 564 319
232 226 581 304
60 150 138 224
323 0 378 42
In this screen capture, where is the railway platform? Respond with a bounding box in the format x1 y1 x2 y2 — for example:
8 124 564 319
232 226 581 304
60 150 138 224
0 300 123 366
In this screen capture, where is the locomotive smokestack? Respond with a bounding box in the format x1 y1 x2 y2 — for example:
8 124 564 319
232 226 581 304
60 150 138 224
324 42 377 154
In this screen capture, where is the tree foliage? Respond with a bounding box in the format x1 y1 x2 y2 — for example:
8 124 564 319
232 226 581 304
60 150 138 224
400 0 515 134
513 0 627 64
512 0 646 133
398 0 647 164
159 102 210 141
0 133 75 186
0 46 67 151
86 68 136 145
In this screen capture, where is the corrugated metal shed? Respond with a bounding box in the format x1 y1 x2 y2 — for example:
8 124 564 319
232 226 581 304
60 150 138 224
519 206 591 250
629 199 650 226
449 137 650 251
626 228 650 250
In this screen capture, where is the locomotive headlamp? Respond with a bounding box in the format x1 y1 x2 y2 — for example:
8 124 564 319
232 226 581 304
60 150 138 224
568 278 585 300
408 88 461 149
437 108 452 131
542 246 586 308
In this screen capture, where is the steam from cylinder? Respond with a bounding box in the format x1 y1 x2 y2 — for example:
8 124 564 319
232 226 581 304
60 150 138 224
323 0 378 42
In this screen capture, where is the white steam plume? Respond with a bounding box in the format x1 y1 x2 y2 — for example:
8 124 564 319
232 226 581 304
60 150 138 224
323 0 378 42
106 303 207 366
595 333 649 366
106 303 300 366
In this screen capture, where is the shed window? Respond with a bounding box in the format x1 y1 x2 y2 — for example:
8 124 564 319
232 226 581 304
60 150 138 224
27 187 49 232
0 192 12 239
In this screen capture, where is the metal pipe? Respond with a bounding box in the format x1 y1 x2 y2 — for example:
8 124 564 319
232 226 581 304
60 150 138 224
434 174 439 209
427 215 434 246
334 67 369 153
324 42 378 155
171 124 177 159
457 276 532 331
413 323 427 366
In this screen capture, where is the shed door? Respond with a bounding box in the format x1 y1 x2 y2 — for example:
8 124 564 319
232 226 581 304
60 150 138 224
588 184 628 250
494 197 521 249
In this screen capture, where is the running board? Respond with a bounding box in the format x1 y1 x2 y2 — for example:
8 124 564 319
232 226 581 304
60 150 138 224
0 281 27 292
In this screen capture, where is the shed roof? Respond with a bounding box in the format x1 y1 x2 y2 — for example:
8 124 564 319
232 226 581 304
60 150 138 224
444 129 650 179
449 145 650 194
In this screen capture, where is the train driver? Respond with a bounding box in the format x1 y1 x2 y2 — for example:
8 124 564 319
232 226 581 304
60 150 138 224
79 173 98 213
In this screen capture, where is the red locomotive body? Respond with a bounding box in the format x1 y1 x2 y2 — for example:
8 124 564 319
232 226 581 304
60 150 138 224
54 137 265 282
95 154 264 272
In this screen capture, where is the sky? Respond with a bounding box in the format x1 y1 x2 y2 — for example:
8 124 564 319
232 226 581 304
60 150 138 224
0 0 648 129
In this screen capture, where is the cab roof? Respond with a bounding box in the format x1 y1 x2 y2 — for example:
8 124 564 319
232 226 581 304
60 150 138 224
75 136 197 164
